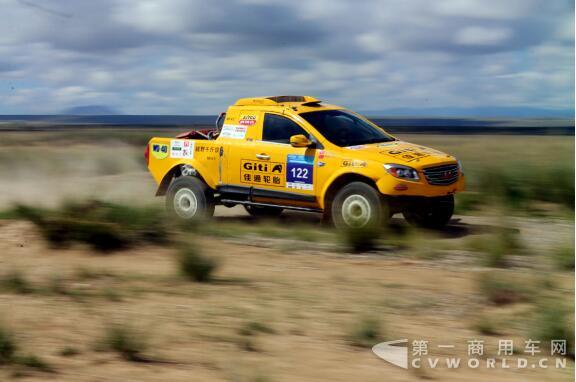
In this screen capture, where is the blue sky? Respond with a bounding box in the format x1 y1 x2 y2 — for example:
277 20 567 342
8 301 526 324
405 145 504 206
0 0 574 115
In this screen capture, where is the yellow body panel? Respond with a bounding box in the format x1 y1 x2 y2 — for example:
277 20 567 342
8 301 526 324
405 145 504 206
147 96 465 210
147 138 221 189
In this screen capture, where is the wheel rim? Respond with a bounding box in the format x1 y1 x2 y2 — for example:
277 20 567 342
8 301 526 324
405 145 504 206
341 194 372 227
174 188 198 218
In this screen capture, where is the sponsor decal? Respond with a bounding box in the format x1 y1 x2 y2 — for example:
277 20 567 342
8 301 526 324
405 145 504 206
380 144 446 162
318 150 325 159
220 124 248 139
346 145 366 150
381 147 429 162
194 145 220 160
194 145 220 153
286 154 314 191
170 139 194 159
239 114 257 126
241 160 285 187
341 159 367 168
151 143 168 159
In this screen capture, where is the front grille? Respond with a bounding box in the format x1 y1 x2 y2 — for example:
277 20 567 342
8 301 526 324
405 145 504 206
423 163 459 185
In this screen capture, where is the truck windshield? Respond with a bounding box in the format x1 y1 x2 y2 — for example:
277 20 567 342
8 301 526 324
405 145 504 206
300 110 395 147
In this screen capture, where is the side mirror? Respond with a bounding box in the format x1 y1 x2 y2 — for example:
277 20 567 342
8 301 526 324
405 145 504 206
290 134 312 148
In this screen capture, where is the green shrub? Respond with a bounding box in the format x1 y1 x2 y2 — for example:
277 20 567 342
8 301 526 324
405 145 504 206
238 337 258 352
531 300 574 356
472 316 500 336
478 273 529 305
348 317 383 348
239 321 275 336
475 164 575 211
11 205 47 224
74 201 169 245
177 248 218 282
47 275 69 296
14 200 169 252
13 354 53 372
0 271 34 294
342 225 380 253
59 346 80 357
552 245 575 271
0 325 17 364
73 220 131 252
468 228 523 268
530 166 574 209
0 324 51 371
102 324 148 362
455 192 484 214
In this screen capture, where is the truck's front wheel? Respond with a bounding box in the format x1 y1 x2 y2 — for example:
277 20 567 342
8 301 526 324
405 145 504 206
402 195 454 229
166 177 215 220
330 182 387 230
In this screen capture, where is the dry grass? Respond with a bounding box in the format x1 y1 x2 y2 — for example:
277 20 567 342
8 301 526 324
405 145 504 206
0 132 572 381
0 216 572 381
0 133 573 214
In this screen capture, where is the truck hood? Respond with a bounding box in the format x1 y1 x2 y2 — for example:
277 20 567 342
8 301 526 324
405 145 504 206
343 140 456 168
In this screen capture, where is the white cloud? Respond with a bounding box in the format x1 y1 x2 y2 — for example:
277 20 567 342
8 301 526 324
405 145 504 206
455 27 513 46
0 0 572 114
432 0 535 19
113 0 193 34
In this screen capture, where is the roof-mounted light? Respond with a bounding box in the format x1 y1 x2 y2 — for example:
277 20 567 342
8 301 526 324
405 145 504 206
234 96 321 106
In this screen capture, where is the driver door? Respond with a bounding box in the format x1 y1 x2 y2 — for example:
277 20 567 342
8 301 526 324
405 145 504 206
247 113 318 204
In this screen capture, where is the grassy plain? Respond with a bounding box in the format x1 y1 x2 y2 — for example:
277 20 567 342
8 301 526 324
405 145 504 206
0 129 573 381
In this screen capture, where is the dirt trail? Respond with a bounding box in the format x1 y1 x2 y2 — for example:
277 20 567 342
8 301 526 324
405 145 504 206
0 214 573 382
0 135 573 381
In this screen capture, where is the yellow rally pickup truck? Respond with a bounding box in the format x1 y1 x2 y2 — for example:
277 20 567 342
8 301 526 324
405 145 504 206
145 96 464 229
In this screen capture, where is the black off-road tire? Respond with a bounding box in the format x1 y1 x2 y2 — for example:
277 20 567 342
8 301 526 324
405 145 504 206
329 182 388 230
244 205 283 217
166 176 215 220
402 195 454 229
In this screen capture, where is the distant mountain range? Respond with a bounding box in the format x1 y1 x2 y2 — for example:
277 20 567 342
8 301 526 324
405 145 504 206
360 106 575 119
0 114 217 126
62 105 120 115
0 114 573 135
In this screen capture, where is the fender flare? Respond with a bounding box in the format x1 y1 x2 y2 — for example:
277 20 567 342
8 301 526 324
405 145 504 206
319 170 378 210
155 161 216 196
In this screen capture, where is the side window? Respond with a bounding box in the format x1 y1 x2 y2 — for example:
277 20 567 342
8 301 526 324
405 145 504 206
262 114 308 144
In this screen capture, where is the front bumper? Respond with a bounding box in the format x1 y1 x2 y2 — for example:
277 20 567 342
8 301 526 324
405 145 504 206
376 173 465 197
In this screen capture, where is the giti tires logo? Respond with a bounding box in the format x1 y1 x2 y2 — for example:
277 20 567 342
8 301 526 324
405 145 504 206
372 339 408 369
240 160 285 186
242 161 283 174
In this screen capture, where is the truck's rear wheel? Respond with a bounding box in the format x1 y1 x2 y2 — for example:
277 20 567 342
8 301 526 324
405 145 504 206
402 195 454 229
330 182 387 230
244 205 283 217
166 177 215 219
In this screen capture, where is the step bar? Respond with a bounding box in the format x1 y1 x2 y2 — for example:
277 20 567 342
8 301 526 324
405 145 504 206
219 199 322 213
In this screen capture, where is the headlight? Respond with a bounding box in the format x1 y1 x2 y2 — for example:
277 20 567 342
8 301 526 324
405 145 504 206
384 164 420 181
457 159 464 176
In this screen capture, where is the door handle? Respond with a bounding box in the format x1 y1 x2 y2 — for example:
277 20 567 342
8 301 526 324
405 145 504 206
256 153 270 160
